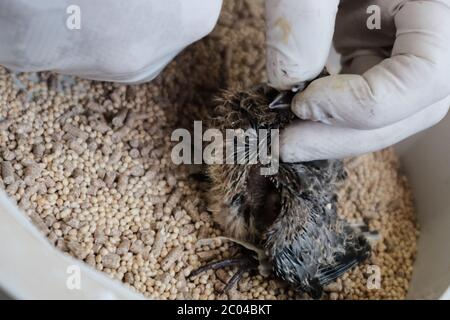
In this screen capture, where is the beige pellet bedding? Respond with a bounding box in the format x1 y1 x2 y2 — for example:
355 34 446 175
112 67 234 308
0 0 418 299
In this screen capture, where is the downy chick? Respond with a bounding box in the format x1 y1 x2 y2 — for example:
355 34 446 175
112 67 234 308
190 83 372 299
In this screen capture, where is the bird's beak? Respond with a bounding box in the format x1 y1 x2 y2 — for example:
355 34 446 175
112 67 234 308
268 84 304 110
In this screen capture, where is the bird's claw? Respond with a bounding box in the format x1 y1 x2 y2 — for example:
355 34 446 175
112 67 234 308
189 255 259 294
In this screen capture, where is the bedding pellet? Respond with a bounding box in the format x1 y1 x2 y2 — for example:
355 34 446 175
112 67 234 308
0 0 418 299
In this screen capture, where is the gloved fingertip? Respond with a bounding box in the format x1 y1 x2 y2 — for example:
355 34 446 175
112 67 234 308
279 130 316 163
291 103 312 121
266 47 325 90
291 92 315 120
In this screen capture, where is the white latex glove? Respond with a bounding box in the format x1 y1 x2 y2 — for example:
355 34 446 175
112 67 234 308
0 0 222 83
266 0 450 162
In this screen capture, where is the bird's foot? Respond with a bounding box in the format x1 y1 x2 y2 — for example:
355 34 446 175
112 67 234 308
189 253 259 294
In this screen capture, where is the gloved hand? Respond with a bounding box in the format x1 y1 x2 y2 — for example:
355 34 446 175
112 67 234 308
266 0 450 162
0 0 222 83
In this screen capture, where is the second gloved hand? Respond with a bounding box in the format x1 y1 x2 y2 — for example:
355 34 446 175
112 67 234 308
0 0 222 83
266 0 450 162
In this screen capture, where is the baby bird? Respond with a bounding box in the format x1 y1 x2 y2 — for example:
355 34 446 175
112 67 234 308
190 83 371 299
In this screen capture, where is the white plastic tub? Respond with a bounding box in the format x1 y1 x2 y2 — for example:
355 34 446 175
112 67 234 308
1 114 450 300
397 113 450 299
